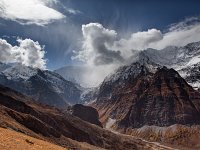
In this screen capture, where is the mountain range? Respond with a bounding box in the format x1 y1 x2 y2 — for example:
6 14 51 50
86 41 200 149
56 41 200 90
1 41 200 149
139 41 200 89
92 63 200 127
0 63 82 108
0 84 173 150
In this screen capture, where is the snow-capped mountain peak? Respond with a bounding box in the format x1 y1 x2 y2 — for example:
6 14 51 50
0 63 83 108
139 41 200 89
2 63 38 80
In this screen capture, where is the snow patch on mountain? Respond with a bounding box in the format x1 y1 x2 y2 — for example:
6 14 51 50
0 63 83 107
2 63 38 80
141 41 200 89
106 118 116 129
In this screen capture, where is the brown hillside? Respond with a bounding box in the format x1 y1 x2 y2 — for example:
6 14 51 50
0 127 66 150
0 85 173 150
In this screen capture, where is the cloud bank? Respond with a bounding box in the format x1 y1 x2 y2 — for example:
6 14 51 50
0 38 46 69
73 23 164 66
0 0 65 26
149 17 200 49
74 17 200 67
72 17 200 86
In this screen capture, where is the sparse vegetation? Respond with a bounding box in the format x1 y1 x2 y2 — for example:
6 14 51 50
0 127 66 150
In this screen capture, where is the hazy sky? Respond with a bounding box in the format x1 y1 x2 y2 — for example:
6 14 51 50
0 0 200 70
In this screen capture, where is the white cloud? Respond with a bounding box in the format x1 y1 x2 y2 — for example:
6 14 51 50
72 17 200 86
0 38 46 69
73 23 163 66
117 29 163 50
0 0 65 26
72 23 124 66
74 17 200 67
115 17 200 52
114 29 163 58
149 17 200 49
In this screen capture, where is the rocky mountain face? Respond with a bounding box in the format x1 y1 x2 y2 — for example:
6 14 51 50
87 41 200 149
0 63 82 108
0 84 172 150
92 63 200 129
140 41 200 89
91 62 153 124
122 67 200 128
71 104 103 127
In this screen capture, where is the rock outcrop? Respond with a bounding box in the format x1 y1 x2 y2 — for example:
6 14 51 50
72 104 103 127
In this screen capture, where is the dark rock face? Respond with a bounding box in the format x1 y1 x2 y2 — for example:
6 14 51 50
92 64 200 128
92 62 156 124
122 67 200 128
72 104 102 127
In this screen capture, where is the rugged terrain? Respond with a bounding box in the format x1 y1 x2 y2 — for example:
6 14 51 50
124 124 200 150
1 41 200 149
0 63 82 108
91 62 200 149
93 64 200 127
138 41 200 89
0 84 174 150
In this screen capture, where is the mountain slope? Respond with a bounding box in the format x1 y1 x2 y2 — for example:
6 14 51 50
92 63 200 128
0 63 82 108
0 127 66 150
0 84 173 150
141 41 200 89
86 42 200 149
121 67 200 128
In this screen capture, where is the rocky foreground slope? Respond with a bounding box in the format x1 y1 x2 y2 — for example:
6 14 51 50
0 84 173 150
0 127 66 150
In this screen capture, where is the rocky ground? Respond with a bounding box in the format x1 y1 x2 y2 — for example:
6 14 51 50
0 84 173 150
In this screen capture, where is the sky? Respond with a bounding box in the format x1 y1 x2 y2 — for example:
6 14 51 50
0 0 200 74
